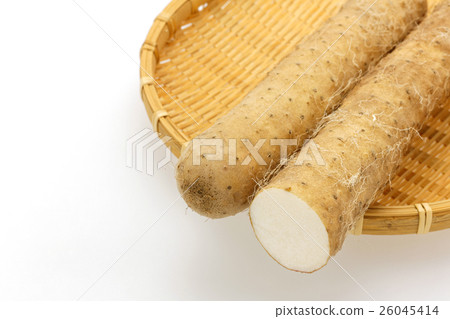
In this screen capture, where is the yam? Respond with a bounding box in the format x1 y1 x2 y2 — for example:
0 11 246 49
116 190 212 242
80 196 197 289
176 0 427 218
250 1 450 273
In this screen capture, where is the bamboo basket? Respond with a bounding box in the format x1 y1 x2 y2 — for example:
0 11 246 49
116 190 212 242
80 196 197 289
140 0 450 235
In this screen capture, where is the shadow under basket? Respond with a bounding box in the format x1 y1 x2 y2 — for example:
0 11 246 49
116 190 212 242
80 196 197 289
140 0 450 235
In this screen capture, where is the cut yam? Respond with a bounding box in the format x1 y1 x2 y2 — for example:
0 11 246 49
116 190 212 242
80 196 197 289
250 1 450 272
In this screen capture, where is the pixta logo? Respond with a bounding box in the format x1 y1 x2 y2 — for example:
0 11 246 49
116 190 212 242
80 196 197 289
126 129 174 176
191 138 325 167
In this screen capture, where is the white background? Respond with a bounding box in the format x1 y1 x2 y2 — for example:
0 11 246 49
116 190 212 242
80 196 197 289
0 0 449 301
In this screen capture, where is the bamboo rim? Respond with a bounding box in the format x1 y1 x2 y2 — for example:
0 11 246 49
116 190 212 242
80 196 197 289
140 0 450 235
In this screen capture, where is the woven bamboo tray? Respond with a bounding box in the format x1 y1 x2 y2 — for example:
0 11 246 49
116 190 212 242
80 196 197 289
140 0 450 235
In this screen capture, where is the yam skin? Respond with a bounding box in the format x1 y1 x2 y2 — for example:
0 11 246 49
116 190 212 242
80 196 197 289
250 1 450 273
176 0 427 218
